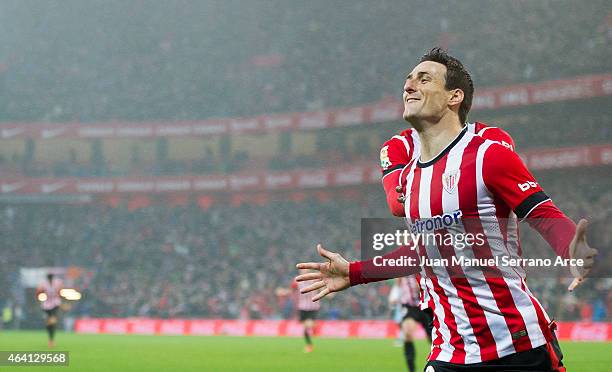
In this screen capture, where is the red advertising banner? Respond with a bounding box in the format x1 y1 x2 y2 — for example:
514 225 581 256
74 318 612 342
1 144 610 196
1 73 611 140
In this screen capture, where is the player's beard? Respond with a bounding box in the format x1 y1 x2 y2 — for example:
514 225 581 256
403 99 430 131
403 109 427 132
404 103 446 132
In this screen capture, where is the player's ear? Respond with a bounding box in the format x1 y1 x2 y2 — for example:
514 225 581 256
448 88 464 108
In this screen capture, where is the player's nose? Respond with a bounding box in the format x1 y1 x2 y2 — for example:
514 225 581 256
403 79 416 95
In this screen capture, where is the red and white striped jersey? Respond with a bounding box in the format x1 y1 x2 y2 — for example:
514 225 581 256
380 122 516 311
380 122 514 183
38 278 63 310
295 280 321 312
399 276 420 307
400 127 552 364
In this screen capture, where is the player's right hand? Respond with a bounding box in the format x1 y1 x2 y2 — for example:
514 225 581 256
295 244 350 301
396 185 406 204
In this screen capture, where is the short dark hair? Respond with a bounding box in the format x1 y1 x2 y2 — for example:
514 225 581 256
419 47 473 124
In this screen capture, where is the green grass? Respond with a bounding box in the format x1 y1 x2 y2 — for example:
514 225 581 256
0 331 610 371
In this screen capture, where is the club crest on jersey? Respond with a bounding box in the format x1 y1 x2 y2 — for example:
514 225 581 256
380 145 391 169
442 169 460 194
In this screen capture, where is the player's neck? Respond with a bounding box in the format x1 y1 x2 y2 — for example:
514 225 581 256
415 116 463 163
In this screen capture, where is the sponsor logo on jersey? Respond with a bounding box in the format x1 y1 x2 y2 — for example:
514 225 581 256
380 145 391 169
518 181 538 192
501 140 514 151
409 210 463 234
442 169 461 194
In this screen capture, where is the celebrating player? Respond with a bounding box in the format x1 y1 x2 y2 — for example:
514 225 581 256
36 273 63 348
296 48 598 371
379 109 517 360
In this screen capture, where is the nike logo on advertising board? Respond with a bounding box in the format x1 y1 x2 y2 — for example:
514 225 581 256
41 183 66 193
1 127 24 138
1 182 25 193
41 127 67 138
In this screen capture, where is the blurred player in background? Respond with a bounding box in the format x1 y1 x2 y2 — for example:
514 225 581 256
36 273 63 348
294 269 321 353
393 277 433 372
387 280 404 346
277 269 321 353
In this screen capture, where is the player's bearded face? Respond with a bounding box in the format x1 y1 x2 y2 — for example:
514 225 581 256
402 61 451 127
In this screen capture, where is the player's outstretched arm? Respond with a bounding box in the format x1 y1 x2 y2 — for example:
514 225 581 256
296 242 421 302
568 219 598 291
483 143 599 291
295 244 350 301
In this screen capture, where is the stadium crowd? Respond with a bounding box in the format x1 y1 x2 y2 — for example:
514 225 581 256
1 168 610 324
0 0 610 122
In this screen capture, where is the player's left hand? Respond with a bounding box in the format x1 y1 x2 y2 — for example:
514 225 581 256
568 219 598 291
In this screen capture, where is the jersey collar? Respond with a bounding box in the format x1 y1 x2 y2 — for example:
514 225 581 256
417 126 468 168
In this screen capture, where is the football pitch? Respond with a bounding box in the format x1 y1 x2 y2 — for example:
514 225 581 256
1 331 610 371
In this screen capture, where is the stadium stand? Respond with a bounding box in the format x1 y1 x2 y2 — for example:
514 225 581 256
1 168 610 322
